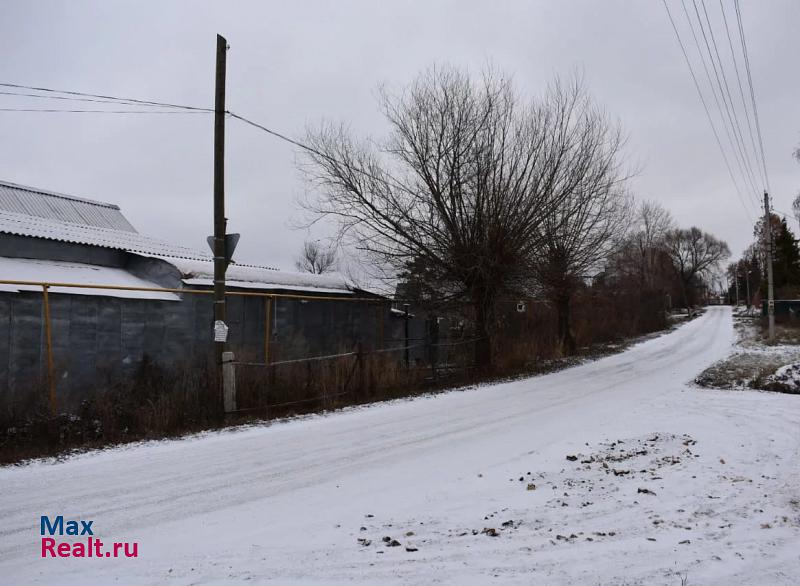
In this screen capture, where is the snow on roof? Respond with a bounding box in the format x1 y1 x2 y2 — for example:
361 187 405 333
0 180 137 232
0 209 210 260
0 180 358 295
0 257 180 301
169 257 353 295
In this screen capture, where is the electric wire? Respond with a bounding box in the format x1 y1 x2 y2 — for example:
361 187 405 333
662 0 754 222
684 0 760 206
697 0 762 197
718 0 766 190
0 107 210 114
0 82 214 112
733 0 771 193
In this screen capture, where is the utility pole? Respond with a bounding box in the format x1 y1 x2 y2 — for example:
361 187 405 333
764 191 775 341
734 272 739 307
213 34 228 398
746 270 751 310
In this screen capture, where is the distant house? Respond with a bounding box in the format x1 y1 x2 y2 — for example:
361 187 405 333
0 180 396 407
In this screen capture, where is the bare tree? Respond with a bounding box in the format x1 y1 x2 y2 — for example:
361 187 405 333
530 160 632 355
295 240 337 274
663 227 730 311
300 66 629 369
612 200 675 287
633 201 674 286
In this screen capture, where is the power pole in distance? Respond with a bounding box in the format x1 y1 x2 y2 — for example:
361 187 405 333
764 191 775 341
213 34 228 400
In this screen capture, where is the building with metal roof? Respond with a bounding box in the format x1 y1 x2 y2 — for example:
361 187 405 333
0 180 394 407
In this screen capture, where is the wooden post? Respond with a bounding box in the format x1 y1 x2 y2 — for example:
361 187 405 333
213 34 228 409
41 285 56 416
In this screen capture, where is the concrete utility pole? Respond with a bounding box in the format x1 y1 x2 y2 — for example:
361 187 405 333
764 191 775 341
734 272 739 307
213 34 228 391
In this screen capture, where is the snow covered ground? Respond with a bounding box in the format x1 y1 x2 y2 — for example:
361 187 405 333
1 306 798 585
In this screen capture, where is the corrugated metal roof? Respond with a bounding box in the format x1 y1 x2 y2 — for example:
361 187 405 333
0 180 137 232
0 209 209 260
0 180 356 295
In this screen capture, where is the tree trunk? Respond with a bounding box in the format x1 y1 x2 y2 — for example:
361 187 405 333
556 294 577 356
680 278 691 316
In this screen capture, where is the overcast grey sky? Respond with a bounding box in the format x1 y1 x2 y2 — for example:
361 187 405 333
0 0 797 269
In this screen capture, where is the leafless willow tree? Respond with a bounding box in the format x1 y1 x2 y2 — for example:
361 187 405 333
295 240 337 274
663 227 730 311
613 200 675 288
632 201 674 285
529 144 632 355
299 66 630 368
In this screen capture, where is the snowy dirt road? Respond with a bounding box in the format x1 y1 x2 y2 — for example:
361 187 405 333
1 306 799 585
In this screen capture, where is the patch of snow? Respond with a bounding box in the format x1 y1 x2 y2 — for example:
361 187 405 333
170 257 354 294
1 307 798 585
766 363 800 392
0 256 179 300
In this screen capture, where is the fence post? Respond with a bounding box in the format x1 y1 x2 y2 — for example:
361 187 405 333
41 284 56 416
403 303 410 369
357 341 365 398
222 351 236 413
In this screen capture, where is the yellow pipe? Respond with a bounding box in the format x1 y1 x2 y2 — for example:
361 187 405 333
0 279 383 303
41 285 56 416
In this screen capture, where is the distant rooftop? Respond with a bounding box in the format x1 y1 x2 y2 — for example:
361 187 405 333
0 180 137 232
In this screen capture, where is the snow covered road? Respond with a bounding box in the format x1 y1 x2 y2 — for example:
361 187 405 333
1 306 799 585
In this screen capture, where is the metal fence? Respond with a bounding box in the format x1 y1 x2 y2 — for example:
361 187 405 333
0 278 479 417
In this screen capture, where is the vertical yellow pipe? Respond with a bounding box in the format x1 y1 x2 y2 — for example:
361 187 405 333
42 285 56 415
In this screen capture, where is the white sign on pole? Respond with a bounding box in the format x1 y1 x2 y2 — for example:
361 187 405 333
214 320 229 342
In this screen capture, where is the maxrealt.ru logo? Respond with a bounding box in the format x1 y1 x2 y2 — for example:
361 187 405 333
40 516 139 558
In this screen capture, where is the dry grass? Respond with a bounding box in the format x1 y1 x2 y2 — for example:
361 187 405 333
695 316 800 392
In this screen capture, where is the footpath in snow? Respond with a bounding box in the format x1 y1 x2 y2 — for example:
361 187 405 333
0 306 798 585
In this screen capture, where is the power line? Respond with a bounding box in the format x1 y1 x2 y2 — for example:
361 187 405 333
0 107 210 114
697 0 762 197
227 110 401 192
662 0 754 222
718 0 766 190
685 0 759 204
678 0 758 215
734 0 771 193
0 82 214 112
0 80 394 192
0 89 181 108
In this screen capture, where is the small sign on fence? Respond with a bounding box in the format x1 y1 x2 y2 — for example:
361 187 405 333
214 320 229 342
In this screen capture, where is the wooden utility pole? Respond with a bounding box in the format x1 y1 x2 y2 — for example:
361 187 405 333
213 34 228 392
764 191 775 341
